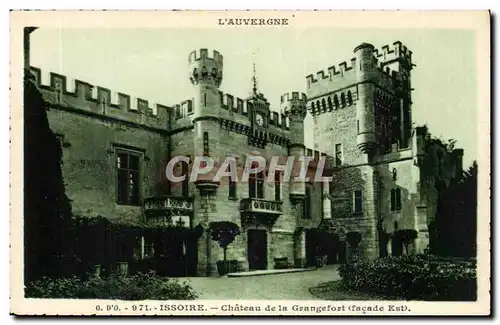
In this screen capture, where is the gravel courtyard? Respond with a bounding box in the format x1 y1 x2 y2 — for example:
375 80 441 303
182 265 341 300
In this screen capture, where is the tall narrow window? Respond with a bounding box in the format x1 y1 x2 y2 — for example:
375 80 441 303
304 186 312 219
311 102 316 113
322 98 327 112
334 95 339 109
203 93 207 107
341 93 346 107
391 188 402 211
181 160 189 197
357 120 360 134
248 163 264 199
203 132 209 156
347 91 353 106
327 97 333 111
274 172 281 201
116 150 141 206
353 190 363 214
228 162 237 199
335 143 343 166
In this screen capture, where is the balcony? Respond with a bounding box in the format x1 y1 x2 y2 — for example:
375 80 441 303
143 196 194 218
239 198 283 215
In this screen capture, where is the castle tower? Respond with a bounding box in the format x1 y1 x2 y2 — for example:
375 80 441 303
188 49 223 192
188 49 224 276
282 92 308 198
354 43 378 154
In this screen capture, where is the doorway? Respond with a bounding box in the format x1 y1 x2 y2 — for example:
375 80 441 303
247 229 267 270
305 229 317 267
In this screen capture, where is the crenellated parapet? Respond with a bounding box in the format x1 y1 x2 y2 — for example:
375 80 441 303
281 92 308 122
306 59 357 96
188 49 223 88
373 41 413 69
29 67 170 131
216 90 290 131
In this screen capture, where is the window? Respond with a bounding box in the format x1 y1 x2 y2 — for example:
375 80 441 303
347 91 353 106
249 164 264 199
391 188 402 211
335 143 343 166
357 120 360 134
304 186 312 219
311 102 316 112
175 105 182 119
327 97 333 111
116 150 141 206
229 162 237 199
274 172 281 201
353 190 363 214
203 93 207 107
334 95 339 109
203 132 209 156
392 168 398 181
341 93 346 107
181 160 189 197
322 98 326 112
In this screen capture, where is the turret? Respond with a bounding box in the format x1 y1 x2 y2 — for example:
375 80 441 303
188 49 223 120
282 92 308 200
189 49 224 192
354 43 378 154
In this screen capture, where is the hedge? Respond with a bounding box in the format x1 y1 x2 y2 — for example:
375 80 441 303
25 271 197 300
338 254 476 301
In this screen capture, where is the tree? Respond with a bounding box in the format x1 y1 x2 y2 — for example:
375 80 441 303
394 229 418 254
24 69 72 282
208 221 240 262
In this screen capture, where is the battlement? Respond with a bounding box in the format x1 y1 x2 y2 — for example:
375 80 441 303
217 90 290 131
188 49 223 64
280 92 307 103
373 41 412 65
29 67 170 131
306 58 357 86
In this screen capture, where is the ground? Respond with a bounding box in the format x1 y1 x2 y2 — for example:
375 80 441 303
183 265 341 300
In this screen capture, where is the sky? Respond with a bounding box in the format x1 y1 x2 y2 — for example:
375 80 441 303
30 27 478 167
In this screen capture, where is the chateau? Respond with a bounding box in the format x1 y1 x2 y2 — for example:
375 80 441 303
28 41 463 277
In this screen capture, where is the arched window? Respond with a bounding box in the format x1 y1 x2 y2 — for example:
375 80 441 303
321 98 326 112
327 97 333 111
316 100 321 112
347 91 353 106
334 95 339 109
341 93 346 107
392 168 398 181
311 102 316 113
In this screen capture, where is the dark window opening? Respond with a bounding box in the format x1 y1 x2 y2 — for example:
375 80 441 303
229 163 237 199
334 95 339 109
274 172 281 201
181 161 189 198
390 188 402 211
322 98 326 112
203 132 209 156
341 93 346 107
353 190 363 214
304 186 312 219
249 164 265 199
117 151 141 206
327 97 333 111
335 143 343 166
347 91 353 106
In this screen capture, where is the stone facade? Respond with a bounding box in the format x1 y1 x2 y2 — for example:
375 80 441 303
29 41 463 276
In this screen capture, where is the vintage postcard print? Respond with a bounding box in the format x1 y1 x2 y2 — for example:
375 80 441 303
10 10 490 316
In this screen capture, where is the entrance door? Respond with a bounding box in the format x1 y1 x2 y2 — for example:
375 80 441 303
247 229 267 270
305 229 317 267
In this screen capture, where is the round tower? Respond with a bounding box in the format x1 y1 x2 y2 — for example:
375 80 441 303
188 49 223 192
282 92 308 198
354 42 377 154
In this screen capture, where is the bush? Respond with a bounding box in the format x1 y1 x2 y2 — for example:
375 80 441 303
25 271 197 300
338 254 476 301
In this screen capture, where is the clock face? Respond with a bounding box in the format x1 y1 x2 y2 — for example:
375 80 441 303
256 113 264 126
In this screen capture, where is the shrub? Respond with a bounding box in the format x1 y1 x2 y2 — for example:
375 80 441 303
394 229 418 254
346 231 362 249
25 271 197 300
208 221 240 262
338 254 477 301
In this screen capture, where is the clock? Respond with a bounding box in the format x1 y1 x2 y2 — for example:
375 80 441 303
255 113 264 126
